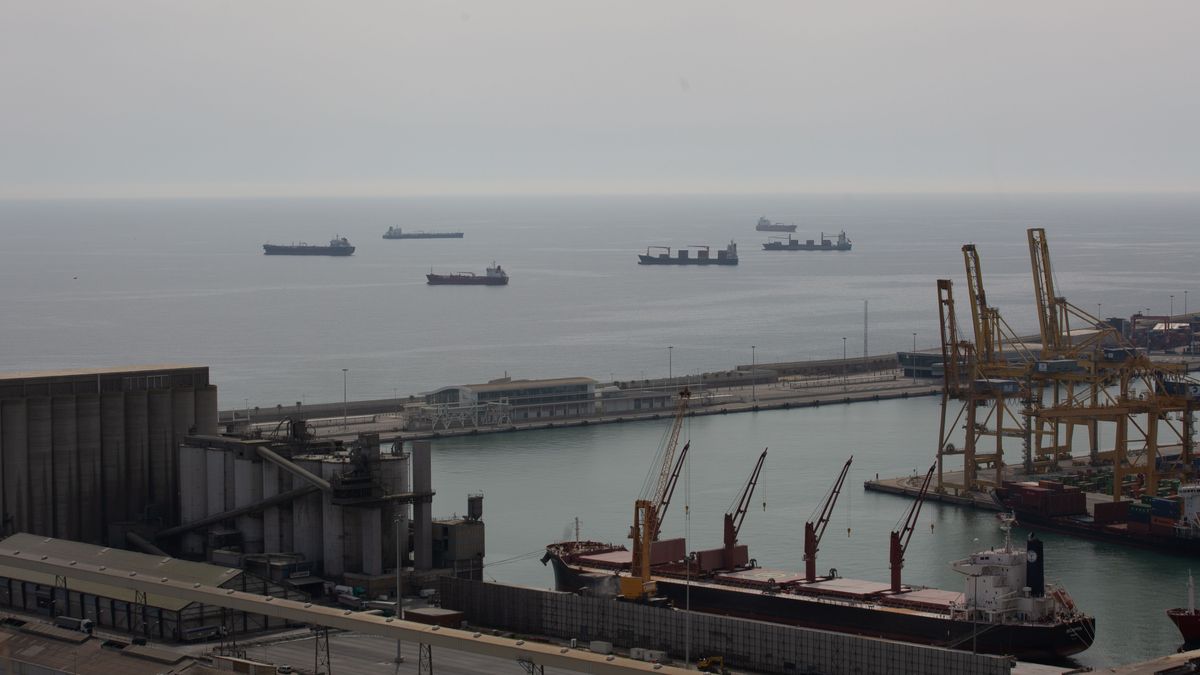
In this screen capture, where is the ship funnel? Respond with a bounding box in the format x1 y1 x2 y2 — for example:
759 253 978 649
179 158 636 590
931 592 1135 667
1026 534 1045 598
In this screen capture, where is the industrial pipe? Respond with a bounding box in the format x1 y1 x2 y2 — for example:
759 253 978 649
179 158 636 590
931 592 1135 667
155 485 319 539
255 446 332 492
125 531 169 556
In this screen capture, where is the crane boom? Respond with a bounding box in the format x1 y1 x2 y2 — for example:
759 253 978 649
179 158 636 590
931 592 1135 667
1028 227 1064 354
804 456 853 582
645 389 692 507
890 463 935 592
653 442 690 541
723 448 768 553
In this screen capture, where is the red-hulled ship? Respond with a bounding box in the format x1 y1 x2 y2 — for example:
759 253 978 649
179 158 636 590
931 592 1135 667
542 391 1093 661
426 263 508 285
1168 572 1200 645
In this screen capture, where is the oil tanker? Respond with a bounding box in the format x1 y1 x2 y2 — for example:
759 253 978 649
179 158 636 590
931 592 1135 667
426 263 508 285
263 236 355 256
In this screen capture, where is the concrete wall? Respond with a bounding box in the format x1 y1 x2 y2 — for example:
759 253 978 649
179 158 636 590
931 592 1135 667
438 578 1011 675
0 367 216 545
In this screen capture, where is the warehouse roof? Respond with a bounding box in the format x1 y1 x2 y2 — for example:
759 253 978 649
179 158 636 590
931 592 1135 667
0 533 241 611
0 364 206 382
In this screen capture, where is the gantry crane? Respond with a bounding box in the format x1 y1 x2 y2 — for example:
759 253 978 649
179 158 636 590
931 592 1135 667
722 448 768 566
890 464 935 593
1025 227 1197 497
804 456 853 582
936 244 1036 494
622 388 691 600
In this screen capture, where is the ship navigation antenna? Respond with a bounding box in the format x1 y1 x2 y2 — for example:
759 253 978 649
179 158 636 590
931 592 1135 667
997 512 1017 551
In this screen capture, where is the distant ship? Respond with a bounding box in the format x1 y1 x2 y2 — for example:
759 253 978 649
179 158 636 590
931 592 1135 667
263 236 355 256
383 227 464 240
638 242 738 266
756 216 797 232
763 231 852 251
427 263 508 285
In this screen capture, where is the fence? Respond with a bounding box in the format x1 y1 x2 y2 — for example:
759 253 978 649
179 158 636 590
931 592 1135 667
437 578 1010 675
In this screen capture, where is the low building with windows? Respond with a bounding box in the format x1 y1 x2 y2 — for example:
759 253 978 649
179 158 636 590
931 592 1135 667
422 377 597 423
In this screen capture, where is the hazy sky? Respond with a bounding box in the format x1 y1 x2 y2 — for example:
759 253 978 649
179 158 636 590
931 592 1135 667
2 1 1198 198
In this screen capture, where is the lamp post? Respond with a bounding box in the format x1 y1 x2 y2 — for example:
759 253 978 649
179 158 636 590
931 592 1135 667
1097 302 1102 320
842 337 847 391
1171 295 1175 318
912 332 917 383
342 368 349 430
243 398 250 423
395 515 404 664
668 345 673 382
751 345 756 403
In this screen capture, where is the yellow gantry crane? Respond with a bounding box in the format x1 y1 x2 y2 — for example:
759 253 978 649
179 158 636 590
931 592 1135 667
1025 227 1197 498
621 387 692 600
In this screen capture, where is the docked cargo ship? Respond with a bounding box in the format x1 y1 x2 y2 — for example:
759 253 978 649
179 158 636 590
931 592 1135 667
543 520 1094 660
1168 573 1200 645
263 236 355 256
763 231 852 251
638 242 738 266
383 227 464 239
994 481 1200 555
426 263 508 285
755 217 797 232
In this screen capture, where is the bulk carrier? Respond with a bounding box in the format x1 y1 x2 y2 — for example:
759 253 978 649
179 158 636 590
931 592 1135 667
762 230 851 251
383 227 464 239
541 391 1094 661
638 242 738 266
755 216 797 232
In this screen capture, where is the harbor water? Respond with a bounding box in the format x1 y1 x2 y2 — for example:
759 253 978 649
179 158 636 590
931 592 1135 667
3 193 1200 668
428 397 1195 669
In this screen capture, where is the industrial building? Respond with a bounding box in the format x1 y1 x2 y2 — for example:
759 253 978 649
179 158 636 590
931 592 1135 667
0 532 301 641
167 429 483 590
0 365 218 546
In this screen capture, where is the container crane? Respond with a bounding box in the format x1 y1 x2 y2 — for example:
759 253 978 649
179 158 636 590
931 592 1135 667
804 456 852 582
622 388 691 600
723 448 768 565
890 464 935 593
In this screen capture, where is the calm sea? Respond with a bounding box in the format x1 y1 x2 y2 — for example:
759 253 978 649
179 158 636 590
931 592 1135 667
2 193 1199 667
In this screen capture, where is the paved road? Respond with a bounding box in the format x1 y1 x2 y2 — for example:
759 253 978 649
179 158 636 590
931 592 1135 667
244 632 593 675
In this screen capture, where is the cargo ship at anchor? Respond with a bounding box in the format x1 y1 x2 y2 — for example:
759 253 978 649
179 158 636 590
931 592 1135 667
755 216 797 232
383 227 464 239
541 393 1093 661
426 263 508 285
763 230 852 251
638 242 738 266
263 236 355 256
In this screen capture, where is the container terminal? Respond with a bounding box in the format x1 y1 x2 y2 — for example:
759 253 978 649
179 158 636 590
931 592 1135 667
866 228 1200 563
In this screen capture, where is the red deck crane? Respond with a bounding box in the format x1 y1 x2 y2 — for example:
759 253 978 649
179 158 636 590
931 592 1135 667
723 448 768 563
804 456 853 582
890 463 935 593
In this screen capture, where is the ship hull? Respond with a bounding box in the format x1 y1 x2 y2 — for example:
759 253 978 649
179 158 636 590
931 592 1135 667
384 233 464 239
762 242 851 251
756 224 797 232
263 244 355 256
1169 609 1200 645
996 498 1200 556
426 274 507 285
637 256 737 266
546 555 1093 660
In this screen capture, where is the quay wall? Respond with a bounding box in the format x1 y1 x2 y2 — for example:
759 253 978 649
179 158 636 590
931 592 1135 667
437 577 1010 675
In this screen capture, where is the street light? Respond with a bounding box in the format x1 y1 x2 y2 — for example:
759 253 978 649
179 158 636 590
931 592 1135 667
842 337 848 391
342 368 349 430
395 514 405 664
912 332 917 384
1171 295 1175 318
668 345 673 381
751 345 756 403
